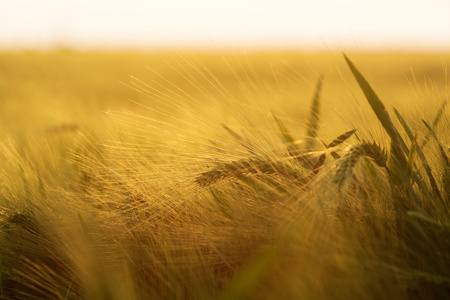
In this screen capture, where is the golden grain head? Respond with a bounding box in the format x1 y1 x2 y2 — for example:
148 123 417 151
195 157 307 187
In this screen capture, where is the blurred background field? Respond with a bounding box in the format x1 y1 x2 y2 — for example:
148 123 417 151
1 51 448 138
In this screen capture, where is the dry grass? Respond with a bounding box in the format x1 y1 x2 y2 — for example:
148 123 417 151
0 51 449 299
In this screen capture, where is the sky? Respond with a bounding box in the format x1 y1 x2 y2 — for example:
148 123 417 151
0 0 449 51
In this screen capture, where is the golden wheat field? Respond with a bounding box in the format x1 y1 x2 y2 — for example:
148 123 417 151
0 51 449 299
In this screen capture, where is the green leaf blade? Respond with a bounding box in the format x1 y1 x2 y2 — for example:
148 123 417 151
344 54 407 170
406 135 417 183
305 75 323 143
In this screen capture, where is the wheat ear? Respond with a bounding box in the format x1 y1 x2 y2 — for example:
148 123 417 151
333 141 387 189
195 157 306 187
333 144 365 188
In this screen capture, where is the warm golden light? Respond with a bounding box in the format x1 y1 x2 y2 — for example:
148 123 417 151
0 0 449 50
1 1 449 299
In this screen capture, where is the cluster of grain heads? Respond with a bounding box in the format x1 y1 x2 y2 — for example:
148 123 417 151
195 77 361 193
345 54 450 215
193 55 449 238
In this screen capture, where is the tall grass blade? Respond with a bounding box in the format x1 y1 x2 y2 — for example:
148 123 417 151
407 135 417 184
344 56 393 137
422 99 448 147
393 106 442 201
344 54 414 213
273 113 296 144
444 164 450 212
305 76 323 149
273 113 304 162
310 153 326 177
423 119 450 212
343 54 407 170
324 129 357 160
422 120 450 164
327 129 357 148
322 138 341 159
77 212 90 236
407 211 450 230
389 155 421 210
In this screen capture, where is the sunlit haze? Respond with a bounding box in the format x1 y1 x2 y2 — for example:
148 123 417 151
1 0 449 51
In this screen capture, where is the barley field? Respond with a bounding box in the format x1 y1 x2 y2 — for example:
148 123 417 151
0 50 449 299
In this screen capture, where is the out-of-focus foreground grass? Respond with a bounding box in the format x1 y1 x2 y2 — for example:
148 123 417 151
0 50 449 299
